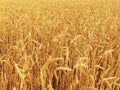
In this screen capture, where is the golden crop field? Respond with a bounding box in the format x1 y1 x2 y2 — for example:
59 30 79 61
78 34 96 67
0 0 120 90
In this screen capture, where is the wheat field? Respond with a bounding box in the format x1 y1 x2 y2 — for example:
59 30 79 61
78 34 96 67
0 0 120 90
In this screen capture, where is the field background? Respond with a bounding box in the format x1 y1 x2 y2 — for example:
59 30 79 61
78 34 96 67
0 0 120 90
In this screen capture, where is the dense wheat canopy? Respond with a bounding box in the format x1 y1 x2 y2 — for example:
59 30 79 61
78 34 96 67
0 0 120 90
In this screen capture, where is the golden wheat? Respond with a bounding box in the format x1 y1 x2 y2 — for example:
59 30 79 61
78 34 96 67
0 0 120 90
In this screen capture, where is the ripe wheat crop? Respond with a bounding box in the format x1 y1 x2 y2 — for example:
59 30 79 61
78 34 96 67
0 0 120 90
